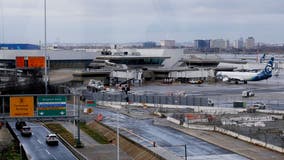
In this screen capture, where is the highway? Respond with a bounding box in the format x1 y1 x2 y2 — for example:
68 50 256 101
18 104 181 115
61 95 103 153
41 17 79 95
92 107 247 160
9 122 77 160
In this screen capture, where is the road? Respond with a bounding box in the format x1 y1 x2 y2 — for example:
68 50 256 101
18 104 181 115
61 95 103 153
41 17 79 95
92 107 247 160
9 122 77 160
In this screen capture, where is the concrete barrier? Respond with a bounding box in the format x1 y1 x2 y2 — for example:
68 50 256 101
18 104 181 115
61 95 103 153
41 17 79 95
251 139 266 147
238 134 251 142
215 126 284 154
266 143 283 153
257 109 284 115
171 120 284 154
167 117 180 125
182 124 214 131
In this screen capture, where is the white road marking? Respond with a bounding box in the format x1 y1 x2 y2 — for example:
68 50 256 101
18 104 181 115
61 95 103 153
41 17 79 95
37 139 42 144
52 155 57 160
45 150 51 155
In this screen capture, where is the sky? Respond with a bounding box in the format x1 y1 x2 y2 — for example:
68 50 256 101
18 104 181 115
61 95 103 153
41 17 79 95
0 0 284 44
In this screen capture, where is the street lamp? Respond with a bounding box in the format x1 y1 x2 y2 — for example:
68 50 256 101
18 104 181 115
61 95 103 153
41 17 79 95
116 107 120 160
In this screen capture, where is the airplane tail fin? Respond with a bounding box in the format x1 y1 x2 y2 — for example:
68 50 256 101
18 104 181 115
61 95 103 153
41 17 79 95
263 57 274 75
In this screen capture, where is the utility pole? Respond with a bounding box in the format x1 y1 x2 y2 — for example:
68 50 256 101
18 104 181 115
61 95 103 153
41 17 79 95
184 144 187 160
117 108 120 160
44 0 48 94
76 95 82 147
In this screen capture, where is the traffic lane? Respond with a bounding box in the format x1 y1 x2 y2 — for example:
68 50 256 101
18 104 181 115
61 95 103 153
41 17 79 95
31 124 77 160
97 108 245 159
11 123 51 160
9 122 77 160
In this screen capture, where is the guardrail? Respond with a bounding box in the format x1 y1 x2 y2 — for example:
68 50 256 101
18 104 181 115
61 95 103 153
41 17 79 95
57 134 88 160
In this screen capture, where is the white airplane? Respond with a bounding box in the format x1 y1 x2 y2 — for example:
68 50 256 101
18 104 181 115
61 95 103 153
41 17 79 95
216 57 274 84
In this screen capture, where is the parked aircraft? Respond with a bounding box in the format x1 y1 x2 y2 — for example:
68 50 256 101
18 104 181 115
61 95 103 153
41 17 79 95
216 57 274 84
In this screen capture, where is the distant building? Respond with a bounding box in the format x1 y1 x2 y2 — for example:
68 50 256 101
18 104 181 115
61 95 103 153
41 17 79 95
225 40 230 48
245 37 255 49
160 40 175 48
142 41 156 48
194 40 210 49
210 39 226 49
234 38 244 49
0 44 40 50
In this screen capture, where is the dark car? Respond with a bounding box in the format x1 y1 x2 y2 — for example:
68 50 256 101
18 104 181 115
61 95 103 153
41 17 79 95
15 121 26 130
21 126 32 137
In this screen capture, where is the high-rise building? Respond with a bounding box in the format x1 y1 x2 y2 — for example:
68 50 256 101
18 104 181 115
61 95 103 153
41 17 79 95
210 39 226 49
245 37 255 49
225 40 230 48
142 41 156 48
194 40 210 49
234 38 244 49
160 40 175 48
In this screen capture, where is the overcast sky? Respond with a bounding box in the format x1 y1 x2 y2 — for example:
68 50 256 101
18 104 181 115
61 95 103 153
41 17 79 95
0 0 284 44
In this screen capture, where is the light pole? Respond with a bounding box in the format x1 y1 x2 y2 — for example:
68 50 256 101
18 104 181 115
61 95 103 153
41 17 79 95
116 107 120 160
184 144 187 160
76 94 82 147
44 0 48 94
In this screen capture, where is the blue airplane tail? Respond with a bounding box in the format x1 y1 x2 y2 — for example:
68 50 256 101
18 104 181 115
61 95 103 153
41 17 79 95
263 57 274 76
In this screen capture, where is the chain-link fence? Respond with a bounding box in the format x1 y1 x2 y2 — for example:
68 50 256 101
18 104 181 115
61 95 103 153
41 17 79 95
83 90 210 106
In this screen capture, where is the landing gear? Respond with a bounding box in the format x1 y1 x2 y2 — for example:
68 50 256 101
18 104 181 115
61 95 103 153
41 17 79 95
244 81 247 84
235 81 239 84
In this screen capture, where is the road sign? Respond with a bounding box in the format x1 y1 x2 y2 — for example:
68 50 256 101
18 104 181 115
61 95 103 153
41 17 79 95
37 95 66 116
10 96 34 117
86 100 96 107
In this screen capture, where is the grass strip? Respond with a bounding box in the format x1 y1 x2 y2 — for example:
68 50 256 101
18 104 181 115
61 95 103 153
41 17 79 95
79 122 109 144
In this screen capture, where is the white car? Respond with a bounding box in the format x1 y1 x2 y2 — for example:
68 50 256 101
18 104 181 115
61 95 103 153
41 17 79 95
46 134 59 146
87 79 104 92
21 126 32 137
242 90 255 97
252 102 266 109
